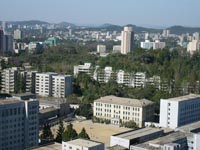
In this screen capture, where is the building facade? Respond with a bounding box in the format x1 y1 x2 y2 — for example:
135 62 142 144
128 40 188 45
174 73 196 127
14 29 23 40
121 27 134 54
93 95 154 127
52 75 72 98
35 72 58 97
159 94 200 129
0 98 39 150
74 63 92 77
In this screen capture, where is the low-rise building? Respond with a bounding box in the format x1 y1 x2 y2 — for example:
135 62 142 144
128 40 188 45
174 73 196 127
187 40 200 54
74 63 92 77
110 128 164 149
93 95 154 127
62 139 105 150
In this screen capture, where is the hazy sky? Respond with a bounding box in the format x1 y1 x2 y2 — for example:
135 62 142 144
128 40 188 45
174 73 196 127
0 0 200 27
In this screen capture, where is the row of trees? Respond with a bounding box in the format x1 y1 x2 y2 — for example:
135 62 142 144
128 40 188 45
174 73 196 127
40 120 90 143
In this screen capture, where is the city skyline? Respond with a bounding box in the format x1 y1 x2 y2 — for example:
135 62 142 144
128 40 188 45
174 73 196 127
0 0 200 27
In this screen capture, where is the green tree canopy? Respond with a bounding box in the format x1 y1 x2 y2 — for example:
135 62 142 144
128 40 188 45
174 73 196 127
55 120 65 143
40 124 54 142
78 128 90 140
62 123 78 142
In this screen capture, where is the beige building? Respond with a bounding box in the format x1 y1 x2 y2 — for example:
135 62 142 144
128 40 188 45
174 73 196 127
93 95 154 127
187 40 200 54
121 27 134 54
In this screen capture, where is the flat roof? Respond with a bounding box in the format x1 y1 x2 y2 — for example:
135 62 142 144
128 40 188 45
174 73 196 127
40 107 59 113
164 94 200 102
112 128 163 140
176 121 200 133
132 131 187 149
65 139 103 147
109 145 128 150
32 142 61 150
94 95 154 107
0 99 24 105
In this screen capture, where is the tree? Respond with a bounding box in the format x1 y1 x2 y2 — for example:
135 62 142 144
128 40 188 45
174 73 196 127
62 123 78 142
40 124 54 142
55 120 65 143
78 128 90 139
122 120 137 128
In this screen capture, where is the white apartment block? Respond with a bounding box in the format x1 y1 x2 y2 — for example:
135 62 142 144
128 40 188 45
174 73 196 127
35 72 58 97
62 139 104 150
121 26 134 54
141 40 166 50
0 98 39 150
21 70 37 93
93 95 154 127
74 63 92 77
187 40 200 54
159 94 200 129
131 72 146 88
116 70 131 86
97 44 106 53
1 67 18 93
52 75 72 98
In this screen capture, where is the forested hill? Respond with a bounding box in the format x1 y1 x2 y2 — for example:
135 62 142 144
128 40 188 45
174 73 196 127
167 26 200 35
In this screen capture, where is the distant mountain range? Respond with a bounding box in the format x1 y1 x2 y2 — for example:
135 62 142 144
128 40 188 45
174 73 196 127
1 20 200 34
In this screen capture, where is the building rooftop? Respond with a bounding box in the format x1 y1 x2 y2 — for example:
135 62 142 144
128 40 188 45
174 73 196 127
65 139 103 148
94 95 154 107
32 142 61 150
132 131 187 150
176 121 200 133
39 107 59 114
0 99 23 105
112 128 163 140
163 94 200 102
108 145 128 150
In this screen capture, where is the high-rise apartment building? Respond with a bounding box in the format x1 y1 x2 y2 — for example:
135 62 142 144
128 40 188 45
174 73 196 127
35 72 58 97
52 75 72 98
159 94 200 129
1 67 18 93
14 29 23 40
4 34 14 53
187 40 200 54
97 44 106 53
0 98 39 150
36 73 72 98
121 26 134 54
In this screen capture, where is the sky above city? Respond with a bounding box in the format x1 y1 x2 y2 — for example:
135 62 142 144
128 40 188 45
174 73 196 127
0 0 200 28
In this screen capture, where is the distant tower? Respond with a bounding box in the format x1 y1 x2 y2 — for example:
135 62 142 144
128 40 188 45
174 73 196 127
0 30 4 56
121 26 134 54
2 21 7 33
14 29 23 40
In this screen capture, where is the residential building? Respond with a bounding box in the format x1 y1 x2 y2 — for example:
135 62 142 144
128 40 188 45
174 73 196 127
35 72 58 97
1 67 18 93
52 75 72 98
162 29 170 38
113 45 121 53
193 32 199 40
153 40 166 49
159 94 200 129
74 63 92 77
140 40 153 50
14 29 23 40
97 44 106 53
0 98 39 150
121 26 134 54
21 71 37 93
4 34 14 53
95 67 116 83
131 72 146 88
187 40 200 54
93 95 154 127
116 70 131 86
110 128 164 149
62 139 105 150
